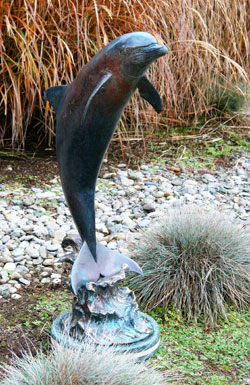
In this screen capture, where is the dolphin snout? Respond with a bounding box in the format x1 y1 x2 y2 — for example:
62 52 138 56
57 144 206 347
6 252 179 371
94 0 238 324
143 43 168 59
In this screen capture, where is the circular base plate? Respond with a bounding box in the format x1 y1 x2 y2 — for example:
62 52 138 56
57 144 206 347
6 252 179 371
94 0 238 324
51 310 160 360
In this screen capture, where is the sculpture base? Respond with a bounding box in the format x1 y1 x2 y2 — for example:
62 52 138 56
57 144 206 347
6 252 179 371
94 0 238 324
51 265 160 360
51 310 160 360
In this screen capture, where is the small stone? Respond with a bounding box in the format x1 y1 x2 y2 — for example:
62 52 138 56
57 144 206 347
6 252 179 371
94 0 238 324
153 191 164 198
11 293 22 299
171 179 182 186
23 196 35 206
41 277 51 284
10 272 22 280
43 259 55 266
0 277 9 284
163 189 173 197
16 265 29 272
43 267 53 272
46 244 60 252
107 241 117 249
203 173 217 182
32 187 43 193
40 271 50 277
121 216 136 230
96 223 109 235
3 262 16 272
2 235 10 243
53 230 66 242
19 277 30 285
142 203 155 213
0 283 11 292
102 172 115 179
51 273 61 279
13 255 26 262
12 228 25 237
25 245 40 258
39 246 47 259
19 241 29 249
0 256 13 264
30 258 43 265
120 177 134 187
127 169 143 180
138 218 151 228
116 233 126 241
9 287 17 294
12 248 24 257
51 278 61 286
5 240 18 251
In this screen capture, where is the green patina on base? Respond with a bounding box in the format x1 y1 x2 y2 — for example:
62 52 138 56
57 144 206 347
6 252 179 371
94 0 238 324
51 310 160 360
51 266 160 360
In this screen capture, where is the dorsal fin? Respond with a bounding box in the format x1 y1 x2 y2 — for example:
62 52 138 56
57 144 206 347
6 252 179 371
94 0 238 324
44 85 69 114
137 76 162 113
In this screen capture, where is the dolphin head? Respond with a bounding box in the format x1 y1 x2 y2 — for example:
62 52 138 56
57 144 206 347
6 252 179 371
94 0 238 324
113 32 168 79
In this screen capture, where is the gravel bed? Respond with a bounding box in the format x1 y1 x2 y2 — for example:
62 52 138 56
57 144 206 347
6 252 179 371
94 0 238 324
0 156 250 299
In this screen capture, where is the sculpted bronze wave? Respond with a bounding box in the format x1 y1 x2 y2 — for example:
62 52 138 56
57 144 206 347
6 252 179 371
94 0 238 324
44 32 168 294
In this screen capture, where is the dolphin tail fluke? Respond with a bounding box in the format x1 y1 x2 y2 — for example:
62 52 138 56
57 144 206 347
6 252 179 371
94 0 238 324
70 241 100 295
70 241 143 295
96 242 143 277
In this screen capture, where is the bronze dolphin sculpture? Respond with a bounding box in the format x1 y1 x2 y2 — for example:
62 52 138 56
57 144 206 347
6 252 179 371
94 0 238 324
44 31 168 294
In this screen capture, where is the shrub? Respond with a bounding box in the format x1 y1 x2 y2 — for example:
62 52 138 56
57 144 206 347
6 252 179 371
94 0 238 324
0 339 166 385
129 207 250 325
1 0 249 149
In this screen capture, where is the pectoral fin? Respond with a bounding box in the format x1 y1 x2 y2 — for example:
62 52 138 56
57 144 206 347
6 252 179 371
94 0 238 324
82 72 112 123
44 85 69 114
137 76 162 113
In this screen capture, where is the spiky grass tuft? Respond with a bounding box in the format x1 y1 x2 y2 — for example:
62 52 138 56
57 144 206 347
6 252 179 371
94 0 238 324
129 207 250 325
0 339 166 385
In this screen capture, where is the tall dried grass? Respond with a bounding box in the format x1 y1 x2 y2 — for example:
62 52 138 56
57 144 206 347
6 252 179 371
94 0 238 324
1 0 249 149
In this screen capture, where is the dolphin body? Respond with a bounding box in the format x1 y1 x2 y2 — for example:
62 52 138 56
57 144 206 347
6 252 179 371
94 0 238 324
44 32 168 295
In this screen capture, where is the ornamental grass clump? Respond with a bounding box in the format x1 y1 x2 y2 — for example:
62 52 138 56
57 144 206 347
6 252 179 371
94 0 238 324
129 207 250 325
0 340 166 385
1 0 250 148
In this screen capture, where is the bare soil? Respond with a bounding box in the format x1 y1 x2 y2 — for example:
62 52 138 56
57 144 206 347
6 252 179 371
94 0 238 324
0 155 58 188
0 282 72 372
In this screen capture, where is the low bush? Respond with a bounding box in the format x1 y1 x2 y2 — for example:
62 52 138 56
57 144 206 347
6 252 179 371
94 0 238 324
0 339 165 385
129 207 250 325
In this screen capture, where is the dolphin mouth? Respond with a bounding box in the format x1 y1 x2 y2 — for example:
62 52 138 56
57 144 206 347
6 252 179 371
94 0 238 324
141 43 168 59
125 43 168 65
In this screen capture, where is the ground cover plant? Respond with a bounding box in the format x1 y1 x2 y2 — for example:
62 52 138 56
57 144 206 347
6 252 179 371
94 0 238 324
152 306 250 385
129 207 250 325
1 287 249 385
1 0 249 149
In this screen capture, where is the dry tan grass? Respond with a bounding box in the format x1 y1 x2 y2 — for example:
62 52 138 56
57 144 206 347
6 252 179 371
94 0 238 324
1 0 249 148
